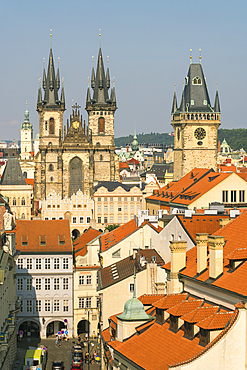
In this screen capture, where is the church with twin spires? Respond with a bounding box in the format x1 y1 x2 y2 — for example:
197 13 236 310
34 35 119 201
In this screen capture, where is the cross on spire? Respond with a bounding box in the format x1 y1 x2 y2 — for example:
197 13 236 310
72 103 81 113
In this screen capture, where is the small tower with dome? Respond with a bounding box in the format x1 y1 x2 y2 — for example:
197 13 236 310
116 269 153 341
20 102 33 160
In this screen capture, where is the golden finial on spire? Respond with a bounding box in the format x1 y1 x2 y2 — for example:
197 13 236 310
199 48 202 63
99 28 101 36
50 28 52 36
26 100 27 106
190 49 192 63
58 57 60 65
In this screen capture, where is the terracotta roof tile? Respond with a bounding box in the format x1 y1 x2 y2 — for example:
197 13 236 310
101 328 111 343
138 294 165 305
167 299 203 316
25 178 34 187
181 306 219 323
226 247 247 260
15 220 72 253
74 228 102 257
100 219 138 252
153 293 189 309
196 312 234 330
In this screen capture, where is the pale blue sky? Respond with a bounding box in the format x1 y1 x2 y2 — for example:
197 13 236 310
0 0 246 140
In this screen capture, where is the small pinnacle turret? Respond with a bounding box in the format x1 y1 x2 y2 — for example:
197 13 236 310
214 88 220 112
171 87 178 114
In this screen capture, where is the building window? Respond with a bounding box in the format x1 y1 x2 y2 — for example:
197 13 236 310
222 190 228 203
50 177 53 182
63 258 69 269
49 164 53 171
40 235 46 246
54 258 60 269
110 216 113 223
45 278 50 290
21 197 25 205
104 205 108 212
26 300 32 313
98 217 101 223
104 217 108 224
63 300 69 312
72 217 77 224
49 118 55 134
12 197 16 206
118 197 121 202
79 275 84 285
239 190 245 203
118 216 122 223
26 258 32 270
21 213 25 219
87 275 92 285
36 300 41 312
79 217 84 224
17 258 23 269
124 205 127 212
110 197 113 202
124 216 128 223
17 278 23 291
87 217 90 223
130 283 134 292
98 198 101 201
192 77 202 85
100 155 103 161
63 278 69 290
98 205 101 212
131 197 134 202
124 197 127 202
54 278 60 290
110 205 113 212
45 258 50 269
231 190 236 203
79 297 92 309
98 117 104 134
45 300 51 312
36 278 41 290
118 206 122 212
54 300 60 312
96 297 101 309
131 205 134 213
20 300 23 312
36 258 41 269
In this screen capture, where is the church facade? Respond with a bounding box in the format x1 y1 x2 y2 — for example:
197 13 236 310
34 38 119 202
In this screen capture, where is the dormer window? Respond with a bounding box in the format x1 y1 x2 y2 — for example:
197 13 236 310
40 235 46 246
170 314 178 332
199 328 210 346
58 235 65 245
184 321 194 339
21 235 28 246
192 77 202 85
156 308 164 324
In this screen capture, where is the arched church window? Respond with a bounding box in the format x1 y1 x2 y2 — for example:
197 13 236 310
49 142 52 146
192 77 202 85
98 117 104 134
49 118 55 134
45 121 48 130
96 142 100 147
21 213 25 219
49 164 53 171
23 172 27 179
100 155 103 161
50 177 53 182
69 157 83 197
21 197 25 206
13 198 16 206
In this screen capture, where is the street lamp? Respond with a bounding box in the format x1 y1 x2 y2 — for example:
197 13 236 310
84 309 93 370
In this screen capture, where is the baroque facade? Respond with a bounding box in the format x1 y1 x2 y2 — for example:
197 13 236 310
34 36 119 202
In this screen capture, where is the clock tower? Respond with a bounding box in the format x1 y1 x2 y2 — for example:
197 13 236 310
171 58 221 181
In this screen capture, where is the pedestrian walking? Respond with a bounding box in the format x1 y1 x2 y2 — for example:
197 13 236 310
96 354 100 364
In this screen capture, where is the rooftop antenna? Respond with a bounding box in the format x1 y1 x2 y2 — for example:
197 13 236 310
88 76 89 88
133 265 136 298
99 29 101 48
199 48 202 63
190 48 192 64
92 56 94 67
50 29 52 49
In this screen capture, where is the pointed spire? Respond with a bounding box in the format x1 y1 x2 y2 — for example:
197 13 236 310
91 56 95 89
42 58 46 90
37 78 42 104
56 57 60 91
171 84 178 113
22 100 33 129
61 78 65 103
214 83 220 112
110 78 116 103
86 77 91 102
180 82 185 112
106 56 110 89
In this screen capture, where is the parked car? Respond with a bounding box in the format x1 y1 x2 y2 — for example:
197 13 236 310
52 361 64 370
73 352 83 359
71 364 83 370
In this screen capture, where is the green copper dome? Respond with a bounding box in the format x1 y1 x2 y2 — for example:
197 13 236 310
132 129 139 152
21 106 33 130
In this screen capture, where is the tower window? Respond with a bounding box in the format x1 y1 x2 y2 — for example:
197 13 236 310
50 177 53 182
45 121 48 130
49 164 53 171
13 198 16 206
100 155 103 161
192 77 202 85
98 117 105 134
21 197 25 205
49 118 55 134
191 100 194 105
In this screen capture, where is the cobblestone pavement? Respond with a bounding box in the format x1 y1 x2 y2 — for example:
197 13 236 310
13 337 101 370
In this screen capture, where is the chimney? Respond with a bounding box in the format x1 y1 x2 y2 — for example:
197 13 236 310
168 241 187 294
219 218 230 228
196 233 208 274
208 235 225 279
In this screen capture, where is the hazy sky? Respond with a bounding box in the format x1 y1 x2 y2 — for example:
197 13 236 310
0 0 246 140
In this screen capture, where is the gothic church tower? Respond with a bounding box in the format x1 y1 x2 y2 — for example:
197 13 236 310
85 35 119 182
34 33 65 201
20 103 33 160
171 57 221 181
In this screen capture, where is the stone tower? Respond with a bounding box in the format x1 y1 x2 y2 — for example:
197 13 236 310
34 34 65 201
20 103 33 160
171 59 221 181
85 36 119 182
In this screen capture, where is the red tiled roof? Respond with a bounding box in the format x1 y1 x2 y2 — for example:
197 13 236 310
101 328 111 343
196 312 234 330
100 219 138 252
15 220 72 253
177 214 229 243
138 294 165 305
181 306 219 323
153 293 189 310
140 220 163 233
167 299 203 317
74 228 102 257
227 247 247 260
25 178 34 187
119 162 130 170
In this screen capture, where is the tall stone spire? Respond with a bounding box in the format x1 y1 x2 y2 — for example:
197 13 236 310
40 31 62 107
171 85 178 114
214 84 220 112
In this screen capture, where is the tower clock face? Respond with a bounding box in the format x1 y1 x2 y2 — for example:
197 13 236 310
73 121 79 129
194 127 206 140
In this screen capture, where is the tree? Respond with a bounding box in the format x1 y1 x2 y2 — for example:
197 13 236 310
105 224 120 232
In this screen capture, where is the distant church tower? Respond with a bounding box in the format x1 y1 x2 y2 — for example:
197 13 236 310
171 56 221 181
20 103 33 160
85 34 119 182
34 32 65 201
